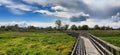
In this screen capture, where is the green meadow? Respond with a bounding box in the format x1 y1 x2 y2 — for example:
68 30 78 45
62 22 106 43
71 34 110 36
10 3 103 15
89 30 120 47
0 32 76 55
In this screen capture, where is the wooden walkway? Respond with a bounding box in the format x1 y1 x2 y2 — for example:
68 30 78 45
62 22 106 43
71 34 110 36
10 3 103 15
81 36 100 55
69 32 120 55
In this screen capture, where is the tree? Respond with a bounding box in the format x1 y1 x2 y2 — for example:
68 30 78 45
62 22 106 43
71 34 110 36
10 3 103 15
55 20 61 30
0 26 5 31
63 24 69 30
27 26 37 31
70 24 77 30
94 25 100 30
100 26 106 30
45 26 53 31
13 24 19 31
78 25 82 30
81 25 89 30
106 26 113 30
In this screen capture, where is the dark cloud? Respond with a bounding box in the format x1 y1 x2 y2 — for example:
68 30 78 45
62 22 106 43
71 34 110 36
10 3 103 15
70 15 89 22
57 0 90 13
56 0 120 19
2 0 120 22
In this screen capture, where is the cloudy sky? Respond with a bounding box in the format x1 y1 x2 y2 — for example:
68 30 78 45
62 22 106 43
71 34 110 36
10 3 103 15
0 0 120 28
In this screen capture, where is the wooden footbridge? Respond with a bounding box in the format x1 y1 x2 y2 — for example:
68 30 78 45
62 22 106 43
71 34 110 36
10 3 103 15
68 31 120 55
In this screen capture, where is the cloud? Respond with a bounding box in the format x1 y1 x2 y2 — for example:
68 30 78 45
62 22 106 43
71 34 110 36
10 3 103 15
82 0 120 9
1 0 120 22
34 9 90 22
81 0 120 19
22 0 53 6
111 12 120 22
34 10 72 19
70 15 89 22
22 0 120 19
0 0 35 14
51 0 120 18
0 21 55 27
51 6 68 11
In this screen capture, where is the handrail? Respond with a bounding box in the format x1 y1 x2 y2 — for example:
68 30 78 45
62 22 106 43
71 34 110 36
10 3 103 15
68 31 120 55
89 35 113 55
88 33 120 55
71 36 86 55
71 36 80 55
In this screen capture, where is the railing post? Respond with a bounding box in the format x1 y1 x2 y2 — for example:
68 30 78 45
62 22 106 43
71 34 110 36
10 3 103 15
113 48 116 55
108 46 112 52
119 49 120 55
119 52 120 55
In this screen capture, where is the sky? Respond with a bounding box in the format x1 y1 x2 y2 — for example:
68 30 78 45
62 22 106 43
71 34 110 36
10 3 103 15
0 0 120 28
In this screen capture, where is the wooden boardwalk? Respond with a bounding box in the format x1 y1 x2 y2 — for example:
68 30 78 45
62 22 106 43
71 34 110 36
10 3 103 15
69 32 120 55
81 36 100 55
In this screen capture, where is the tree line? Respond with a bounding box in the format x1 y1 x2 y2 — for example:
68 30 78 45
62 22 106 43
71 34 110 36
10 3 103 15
55 20 114 30
0 20 119 32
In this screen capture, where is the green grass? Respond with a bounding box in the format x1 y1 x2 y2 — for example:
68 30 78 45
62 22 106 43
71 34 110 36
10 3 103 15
0 31 76 55
99 37 120 47
89 30 120 47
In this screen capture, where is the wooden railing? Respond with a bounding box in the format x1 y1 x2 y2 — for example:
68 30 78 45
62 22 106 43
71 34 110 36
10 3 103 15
88 33 120 55
68 31 120 55
70 35 86 55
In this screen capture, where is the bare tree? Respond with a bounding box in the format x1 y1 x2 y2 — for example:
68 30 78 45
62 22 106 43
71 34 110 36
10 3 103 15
55 20 61 30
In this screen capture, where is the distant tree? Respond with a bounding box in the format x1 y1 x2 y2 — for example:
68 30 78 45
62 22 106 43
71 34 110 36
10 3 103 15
6 26 13 31
48 26 52 30
55 20 61 30
0 26 5 31
81 25 89 30
63 24 69 30
45 26 53 31
94 25 100 30
118 28 120 30
14 24 18 28
53 27 57 30
100 26 106 30
14 24 19 31
106 26 113 30
1 26 5 29
70 24 77 30
27 26 37 31
78 25 82 30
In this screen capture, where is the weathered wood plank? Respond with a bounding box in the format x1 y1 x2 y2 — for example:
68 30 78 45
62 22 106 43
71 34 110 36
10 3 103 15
81 36 101 55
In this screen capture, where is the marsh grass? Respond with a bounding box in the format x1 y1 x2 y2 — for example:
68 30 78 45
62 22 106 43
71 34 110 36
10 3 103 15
89 30 120 47
0 32 76 55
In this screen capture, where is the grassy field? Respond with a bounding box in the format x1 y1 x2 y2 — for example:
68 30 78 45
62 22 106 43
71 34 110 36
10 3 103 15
88 30 120 47
0 32 76 55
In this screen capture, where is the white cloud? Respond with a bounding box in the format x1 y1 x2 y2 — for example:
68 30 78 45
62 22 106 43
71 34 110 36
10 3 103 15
51 6 68 11
0 21 55 28
34 10 89 19
6 4 33 11
0 0 120 26
111 12 120 22
34 10 71 18
23 0 46 5
112 12 120 19
82 0 120 11
0 0 35 14
22 0 58 6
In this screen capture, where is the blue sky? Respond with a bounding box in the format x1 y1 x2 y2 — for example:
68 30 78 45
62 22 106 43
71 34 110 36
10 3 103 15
0 0 120 28
0 5 58 22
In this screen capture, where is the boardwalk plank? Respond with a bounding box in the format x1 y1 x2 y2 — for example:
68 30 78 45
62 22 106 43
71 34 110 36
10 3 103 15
81 36 101 55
